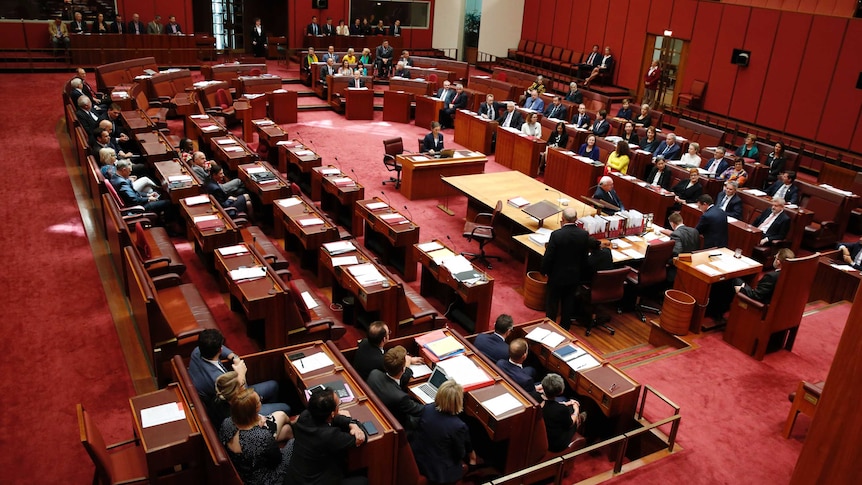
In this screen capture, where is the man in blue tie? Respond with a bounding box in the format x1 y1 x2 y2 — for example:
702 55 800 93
543 95 566 120
571 103 591 129
523 89 544 112
653 133 682 160
591 110 610 136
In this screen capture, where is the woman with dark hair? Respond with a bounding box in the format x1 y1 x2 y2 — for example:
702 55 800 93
204 165 253 217
606 139 631 174
578 135 600 161
621 121 639 146
673 167 704 205
178 138 195 162
639 126 660 154
91 13 108 33
539 121 569 175
764 142 786 187
337 59 353 76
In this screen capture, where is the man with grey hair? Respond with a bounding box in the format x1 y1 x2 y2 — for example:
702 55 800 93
540 373 586 452
753 196 790 246
496 101 524 130
594 176 624 215
715 180 742 219
113 159 172 217
704 146 730 176
190 151 246 196
439 83 467 128
541 207 593 330
75 96 101 136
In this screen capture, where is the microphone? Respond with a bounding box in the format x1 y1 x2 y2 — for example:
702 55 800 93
379 190 393 212
333 156 344 174
350 168 362 187
402 204 415 228
446 235 460 255
545 187 567 207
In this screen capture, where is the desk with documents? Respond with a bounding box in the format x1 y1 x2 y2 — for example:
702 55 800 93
179 194 240 254
454 109 497 155
512 229 655 273
398 150 488 200
354 198 421 281
273 195 339 269
495 126 547 177
252 119 288 163
154 159 200 204
237 161 290 205
312 166 365 233
210 134 257 172
277 140 322 194
184 114 227 151
679 202 763 257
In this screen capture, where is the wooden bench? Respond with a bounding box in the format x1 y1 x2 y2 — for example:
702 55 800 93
95 56 158 91
391 274 442 337
201 63 268 82
817 163 862 234
279 278 347 348
327 75 374 112
411 56 469 81
797 180 859 249
736 190 814 256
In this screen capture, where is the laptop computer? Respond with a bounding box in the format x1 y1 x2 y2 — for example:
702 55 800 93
409 365 449 404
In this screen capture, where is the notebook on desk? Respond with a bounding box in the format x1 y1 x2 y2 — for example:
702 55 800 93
410 366 449 404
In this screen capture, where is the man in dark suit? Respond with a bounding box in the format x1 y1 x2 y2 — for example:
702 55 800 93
734 248 794 304
645 157 673 189
660 212 700 255
69 11 86 34
838 236 862 270
375 40 394 77
695 194 729 249
591 109 610 137
541 208 593 329
478 93 504 120
353 321 422 382
319 57 336 86
128 13 145 35
392 61 411 78
571 103 591 129
165 16 182 34
75 96 102 137
348 70 366 89
439 84 467 128
754 197 791 246
422 121 444 153
367 346 423 431
495 339 538 394
322 17 336 36
496 102 524 130
250 18 266 57
653 133 682 160
392 19 403 36
715 181 743 219
543 95 566 120
349 18 362 35
435 80 455 103
578 44 602 78
703 147 730 176
766 171 800 205
474 314 513 363
594 176 625 215
306 15 321 36
109 15 124 33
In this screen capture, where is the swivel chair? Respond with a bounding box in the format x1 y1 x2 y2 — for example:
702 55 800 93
579 267 629 336
462 200 503 269
382 137 404 188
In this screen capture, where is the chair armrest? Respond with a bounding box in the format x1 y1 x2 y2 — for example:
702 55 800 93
143 256 172 268
152 96 171 104
474 212 493 224
469 224 493 238
275 268 292 281
735 292 768 319
122 214 157 226
148 99 164 107
204 108 221 115
150 273 183 290
120 205 148 215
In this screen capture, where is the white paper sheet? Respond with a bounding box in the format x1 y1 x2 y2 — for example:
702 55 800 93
217 245 248 256
294 352 334 374
184 195 210 206
300 291 319 309
140 402 185 428
482 393 521 417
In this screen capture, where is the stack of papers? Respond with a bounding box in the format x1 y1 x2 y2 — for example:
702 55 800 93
442 255 474 274
217 245 248 256
525 327 566 348
529 227 552 245
347 263 386 285
366 201 388 211
190 114 209 119
417 241 444 252
298 217 325 227
184 194 210 206
300 291 319 309
409 363 432 378
323 241 356 255
321 168 341 176
140 402 186 428
277 197 302 208
168 175 193 183
425 335 465 360
229 266 267 281
380 212 409 225
331 256 359 267
201 125 221 132
567 353 600 372
578 215 608 236
508 196 530 208
427 247 456 265
293 352 334 374
246 166 266 174
436 354 493 391
224 146 244 152
482 392 521 417
332 177 355 187
217 138 237 145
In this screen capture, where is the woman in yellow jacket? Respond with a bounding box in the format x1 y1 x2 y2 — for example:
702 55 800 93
606 140 631 175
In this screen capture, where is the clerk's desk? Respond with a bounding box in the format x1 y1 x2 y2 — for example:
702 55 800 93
398 150 488 200
674 247 763 333
442 171 596 255
283 340 400 485
512 231 654 273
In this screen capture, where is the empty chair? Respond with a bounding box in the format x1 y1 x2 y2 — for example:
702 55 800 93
382 137 404 188
204 88 238 125
784 380 825 438
579 267 630 336
77 403 148 485
678 80 707 110
462 200 503 269
626 240 675 322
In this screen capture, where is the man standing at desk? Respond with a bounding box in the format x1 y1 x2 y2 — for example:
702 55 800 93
695 194 728 249
474 314 513 363
541 208 592 330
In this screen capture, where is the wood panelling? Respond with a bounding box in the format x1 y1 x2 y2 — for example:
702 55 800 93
118 0 194 33
754 11 811 130
817 19 861 150
728 7 779 123
521 0 540 41
618 0 647 90
584 1 610 52
668 0 697 40
703 4 750 116
682 1 722 96
646 0 673 36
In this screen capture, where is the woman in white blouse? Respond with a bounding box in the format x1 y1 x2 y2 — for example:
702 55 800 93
679 142 701 167
335 19 350 36
521 112 542 137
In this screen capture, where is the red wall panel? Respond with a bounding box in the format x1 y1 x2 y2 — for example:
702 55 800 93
681 0 722 96
754 11 810 131
584 1 610 51
816 20 860 149
814 0 838 15
647 0 673 35
534 0 554 45
520 0 541 41
785 16 844 138
618 0 648 91
603 0 627 58
796 0 820 14
567 4 589 57
551 3 570 48
669 0 697 40
782 0 803 11
118 0 193 34
0 21 27 49
728 7 779 122
703 5 751 115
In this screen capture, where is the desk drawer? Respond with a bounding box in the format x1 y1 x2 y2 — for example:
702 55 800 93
576 378 611 417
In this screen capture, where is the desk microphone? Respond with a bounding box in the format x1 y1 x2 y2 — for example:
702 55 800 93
545 187 567 208
350 168 362 186
333 156 344 174
402 204 415 228
446 235 461 256
380 190 393 212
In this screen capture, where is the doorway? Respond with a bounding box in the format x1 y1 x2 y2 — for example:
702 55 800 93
640 35 689 108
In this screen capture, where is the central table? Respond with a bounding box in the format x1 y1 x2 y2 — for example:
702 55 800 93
398 150 488 200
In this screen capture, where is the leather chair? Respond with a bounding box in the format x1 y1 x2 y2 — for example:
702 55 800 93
382 137 404 188
678 80 706 110
133 87 168 128
204 88 238 126
723 252 820 360
626 240 675 322
525 409 586 481
784 380 825 438
579 267 630 335
77 403 148 485
462 200 503 269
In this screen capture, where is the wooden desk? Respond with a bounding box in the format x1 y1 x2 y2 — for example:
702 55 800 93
414 239 494 333
135 131 176 165
282 341 398 485
237 161 290 205
110 86 135 111
73 34 200 66
454 109 497 155
184 114 227 151
253 119 288 163
268 89 298 124
235 93 268 142
678 202 763 256
210 134 257 172
130 384 203 482
495 126 546 177
313 167 365 234
544 147 605 201
415 95 443 130
273 196 339 268
233 75 282 95
318 242 398 328
809 256 862 303
344 88 374 120
610 173 677 227
202 63 268 81
512 232 652 273
667 163 725 200
674 248 763 332
443 171 596 255
468 75 520 102
120 109 158 134
153 159 200 204
389 77 435 96
179 195 241 254
278 141 321 194
398 151 488 200
382 90 412 124
354 198 421 282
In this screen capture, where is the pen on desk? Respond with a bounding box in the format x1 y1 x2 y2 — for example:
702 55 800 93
609 383 617 392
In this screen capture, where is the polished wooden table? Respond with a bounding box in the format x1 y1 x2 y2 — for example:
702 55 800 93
610 172 677 227
495 126 547 177
210 134 257 172
120 109 158 134
353 198 421 281
184 114 227 150
678 202 763 256
282 341 398 485
202 63 268 81
413 239 494 333
237 161 290 205
344 87 374 120
544 147 606 201
454 109 497 155
389 77 435 96
398 151 488 200
233 75 282 95
278 141 321 194
312 166 365 234
512 231 654 273
153 159 200 204
135 131 176 165
179 194 241 254
382 90 412 124
809 255 862 303
273 195 339 269
674 247 763 332
414 95 443 130
268 89 298 124
253 119 288 163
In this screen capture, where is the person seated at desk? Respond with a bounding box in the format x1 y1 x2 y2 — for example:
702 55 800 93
100 148 157 194
673 167 704 206
474 314 514 363
410 380 477 484
521 112 542 137
703 147 730 177
540 373 587 453
69 11 86 34
213 371 293 443
439 84 467 129
204 165 253 219
319 57 337 86
579 134 600 161
565 81 583 104
178 138 195 163
523 89 544 112
543 95 566 120
348 69 366 88
526 75 547 96
571 103 591 129
594 176 624 215
343 48 357 64
496 102 524 130
622 121 639 146
633 103 652 128
679 142 701 167
645 156 672 189
399 50 413 66
303 47 319 74
695 194 728 249
322 45 338 63
653 133 682 161
165 15 182 35
375 40 394 78
715 181 743 219
191 151 246 196
354 62 368 77
735 133 759 159
391 61 410 78
587 238 613 277
754 196 791 246
91 13 108 34
591 109 610 137
766 171 799 205
605 139 631 175
639 125 659 154
188 329 290 417
358 48 372 66
112 159 176 222
734 249 794 303
496 339 540 395
337 59 353 76
286 388 368 485
422 121 444 154
435 80 455 104
92 127 132 161
478 93 504 121
764 142 786 188
719 159 749 187
838 236 862 270
219 388 293 485
613 98 633 122
367 346 424 431
353 321 423 382
541 121 569 174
